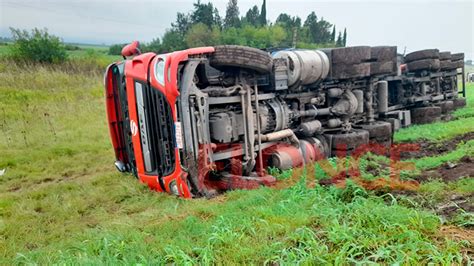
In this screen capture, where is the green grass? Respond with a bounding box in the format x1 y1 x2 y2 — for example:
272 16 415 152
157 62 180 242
0 60 473 264
410 140 474 170
420 178 474 199
394 83 474 142
0 42 120 67
0 44 10 56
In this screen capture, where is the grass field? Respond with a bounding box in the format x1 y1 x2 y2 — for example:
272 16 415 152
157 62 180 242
0 42 120 63
0 57 473 264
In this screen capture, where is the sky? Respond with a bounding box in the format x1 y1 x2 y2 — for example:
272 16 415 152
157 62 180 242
1 0 473 59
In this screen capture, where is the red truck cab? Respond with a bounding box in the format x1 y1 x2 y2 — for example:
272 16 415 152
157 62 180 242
105 46 215 198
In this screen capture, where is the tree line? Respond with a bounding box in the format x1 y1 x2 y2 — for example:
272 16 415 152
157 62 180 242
109 0 347 55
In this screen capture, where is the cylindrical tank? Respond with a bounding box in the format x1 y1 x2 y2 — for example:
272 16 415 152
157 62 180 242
300 120 322 136
377 81 388 113
269 145 304 170
299 140 316 163
273 50 330 86
305 137 329 159
268 137 328 170
272 51 302 86
294 50 330 85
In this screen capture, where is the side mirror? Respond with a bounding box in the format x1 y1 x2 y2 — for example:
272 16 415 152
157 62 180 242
121 41 141 58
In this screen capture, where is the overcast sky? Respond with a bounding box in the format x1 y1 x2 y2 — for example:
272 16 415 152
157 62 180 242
1 0 473 59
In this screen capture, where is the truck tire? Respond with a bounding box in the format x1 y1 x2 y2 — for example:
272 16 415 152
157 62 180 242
331 46 371 64
360 122 392 148
411 106 441 124
370 61 396 75
439 51 451 60
404 49 439 63
453 98 466 109
360 122 392 139
370 46 397 61
331 63 371 79
440 60 454 70
325 129 369 156
436 100 454 114
407 59 440 72
210 45 273 73
451 53 464 61
451 60 464 69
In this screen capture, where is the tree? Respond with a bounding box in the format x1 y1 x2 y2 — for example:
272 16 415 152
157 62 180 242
316 18 333 43
150 3 344 52
190 1 217 28
144 38 161 53
275 13 302 46
342 28 347 47
213 7 222 28
172 12 191 35
161 30 187 52
244 5 260 27
302 12 334 44
303 11 318 27
185 23 220 47
224 0 240 28
336 31 343 47
331 25 336 43
9 27 67 63
108 43 126 55
260 0 267 26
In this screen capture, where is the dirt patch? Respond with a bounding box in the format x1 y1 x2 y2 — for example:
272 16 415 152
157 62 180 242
439 225 474 259
435 193 474 219
400 132 474 160
419 156 474 182
440 225 474 243
7 186 20 192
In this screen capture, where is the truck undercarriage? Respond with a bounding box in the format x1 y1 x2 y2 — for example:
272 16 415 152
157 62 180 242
105 44 466 198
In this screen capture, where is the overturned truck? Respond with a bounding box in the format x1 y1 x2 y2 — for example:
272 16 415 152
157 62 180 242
105 43 466 197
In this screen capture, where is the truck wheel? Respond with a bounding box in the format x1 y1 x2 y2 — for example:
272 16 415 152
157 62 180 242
370 61 396 75
360 121 392 138
210 45 273 73
451 60 464 69
453 98 466 109
331 63 371 79
370 46 397 61
331 46 371 64
451 53 464 61
360 122 392 148
411 106 441 124
407 59 440 72
439 51 451 60
404 49 439 63
440 60 453 70
436 100 454 114
325 129 369 156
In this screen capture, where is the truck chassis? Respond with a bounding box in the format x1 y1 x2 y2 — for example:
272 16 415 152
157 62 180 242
105 44 466 198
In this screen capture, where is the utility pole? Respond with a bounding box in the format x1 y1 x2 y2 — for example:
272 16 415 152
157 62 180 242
292 27 297 48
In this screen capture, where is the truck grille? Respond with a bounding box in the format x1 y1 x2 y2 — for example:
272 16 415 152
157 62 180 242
136 82 176 177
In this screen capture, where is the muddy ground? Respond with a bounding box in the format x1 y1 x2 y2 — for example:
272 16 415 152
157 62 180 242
420 156 474 182
400 132 474 160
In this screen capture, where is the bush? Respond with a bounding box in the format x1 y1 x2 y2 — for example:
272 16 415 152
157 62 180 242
9 27 67 63
65 44 81 51
108 44 126 55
